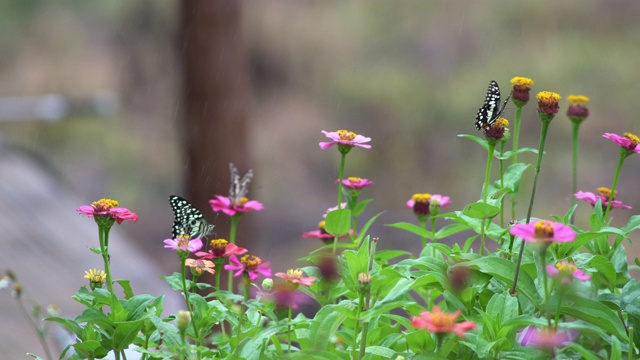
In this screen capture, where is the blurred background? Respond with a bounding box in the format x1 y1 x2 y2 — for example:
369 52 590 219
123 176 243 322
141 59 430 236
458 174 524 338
1 1 640 357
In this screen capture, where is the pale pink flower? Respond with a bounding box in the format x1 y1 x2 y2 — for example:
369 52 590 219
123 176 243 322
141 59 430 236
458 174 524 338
319 130 372 150
336 177 375 190
509 220 576 243
603 132 640 153
185 259 216 275
77 198 138 224
546 260 591 281
574 190 631 210
518 326 576 349
275 269 316 287
164 235 203 253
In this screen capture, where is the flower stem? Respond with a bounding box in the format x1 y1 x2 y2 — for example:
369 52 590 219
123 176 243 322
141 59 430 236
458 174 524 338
15 297 53 360
604 152 626 220
337 153 346 207
419 217 427 249
99 226 115 297
511 120 550 295
228 215 241 292
538 249 552 328
287 305 293 354
499 140 506 228
352 294 364 360
181 256 200 344
570 121 580 224
482 142 496 203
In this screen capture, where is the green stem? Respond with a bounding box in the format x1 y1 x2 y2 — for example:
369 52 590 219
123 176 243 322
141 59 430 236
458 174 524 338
539 249 552 328
499 140 506 228
629 327 635 360
99 227 116 297
337 153 346 207
604 152 626 220
227 215 241 292
352 295 364 360
511 120 551 296
419 217 427 249
16 298 53 360
482 142 496 203
180 256 201 344
287 305 293 354
510 106 523 221
570 122 580 224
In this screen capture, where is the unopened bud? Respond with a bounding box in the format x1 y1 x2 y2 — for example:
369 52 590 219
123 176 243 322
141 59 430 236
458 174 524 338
177 310 191 332
262 278 274 291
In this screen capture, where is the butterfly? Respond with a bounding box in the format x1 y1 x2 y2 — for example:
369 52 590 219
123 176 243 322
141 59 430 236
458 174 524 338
169 195 215 239
475 80 511 130
228 163 253 206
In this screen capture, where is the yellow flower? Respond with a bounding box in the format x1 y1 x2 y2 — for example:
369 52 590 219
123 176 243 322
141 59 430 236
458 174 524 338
567 95 589 105
510 77 534 88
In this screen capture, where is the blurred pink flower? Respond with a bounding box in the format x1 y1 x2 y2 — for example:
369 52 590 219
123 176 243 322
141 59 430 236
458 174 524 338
164 235 203 253
546 260 591 282
209 195 263 216
302 220 334 240
518 326 576 349
185 259 216 275
603 132 640 153
510 220 576 243
336 177 374 190
225 254 272 282
406 193 451 217
574 189 631 210
411 306 476 337
77 198 138 224
319 130 372 150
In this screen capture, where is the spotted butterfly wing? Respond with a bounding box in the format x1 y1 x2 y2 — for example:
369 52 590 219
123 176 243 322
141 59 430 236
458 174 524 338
475 80 511 130
169 195 214 239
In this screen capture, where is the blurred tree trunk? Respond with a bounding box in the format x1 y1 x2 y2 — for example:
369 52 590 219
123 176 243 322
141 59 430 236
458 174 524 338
181 1 250 231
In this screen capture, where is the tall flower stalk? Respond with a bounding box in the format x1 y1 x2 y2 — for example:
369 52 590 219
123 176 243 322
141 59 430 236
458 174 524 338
509 77 533 220
567 95 590 221
602 132 640 219
511 91 561 295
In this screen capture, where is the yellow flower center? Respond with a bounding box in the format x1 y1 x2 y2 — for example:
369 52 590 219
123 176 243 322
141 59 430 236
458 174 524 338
555 260 577 275
347 177 363 183
536 91 561 102
411 193 431 203
240 255 262 271
177 234 191 247
567 95 589 105
337 129 357 141
92 198 119 211
624 132 640 146
209 239 229 252
597 187 616 200
84 269 107 282
495 118 510 128
533 220 554 239
286 269 304 280
510 76 534 87
429 311 456 328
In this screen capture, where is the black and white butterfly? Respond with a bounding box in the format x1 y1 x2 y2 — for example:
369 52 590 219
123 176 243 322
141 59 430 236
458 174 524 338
475 80 511 130
228 163 253 206
169 195 215 239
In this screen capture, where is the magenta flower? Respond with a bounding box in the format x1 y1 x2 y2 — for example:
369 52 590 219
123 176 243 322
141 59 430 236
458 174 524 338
324 203 348 217
411 306 476 337
603 132 640 153
164 235 203 253
336 177 375 190
546 260 591 282
209 195 264 216
77 198 139 224
319 130 372 150
406 193 451 218
225 254 272 282
195 238 247 259
518 326 576 349
302 220 334 241
509 220 576 243
574 189 631 210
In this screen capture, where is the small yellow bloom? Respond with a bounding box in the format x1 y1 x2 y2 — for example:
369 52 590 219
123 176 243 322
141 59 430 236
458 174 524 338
84 269 107 282
536 91 561 102
567 95 589 105
495 118 509 128
510 77 534 88
623 132 640 144
597 187 616 200
411 193 431 203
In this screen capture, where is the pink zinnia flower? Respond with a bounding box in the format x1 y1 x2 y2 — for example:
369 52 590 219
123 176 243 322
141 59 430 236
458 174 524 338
406 193 451 217
319 130 372 150
224 254 272 282
164 235 203 253
546 260 591 282
411 306 476 337
336 177 375 190
209 195 264 216
574 188 631 210
509 220 576 243
323 203 348 217
275 269 316 287
603 132 640 154
77 198 138 224
518 326 576 349
302 220 334 241
195 238 247 259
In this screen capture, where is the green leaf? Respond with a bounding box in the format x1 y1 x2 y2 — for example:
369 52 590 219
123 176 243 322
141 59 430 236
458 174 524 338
386 221 430 238
352 198 373 217
354 211 384 245
561 343 601 360
611 335 622 360
435 223 468 239
325 209 352 236
308 303 351 351
112 320 145 352
463 256 539 304
462 202 500 219
364 345 396 357
496 162 531 193
114 279 134 299
486 292 519 325
458 134 489 151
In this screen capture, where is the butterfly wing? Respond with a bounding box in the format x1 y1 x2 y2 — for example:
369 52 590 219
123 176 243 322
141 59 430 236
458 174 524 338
228 163 253 204
475 80 502 130
169 195 214 239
